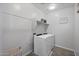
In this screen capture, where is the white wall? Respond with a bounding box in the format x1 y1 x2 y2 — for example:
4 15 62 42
0 13 4 55
46 7 74 50
0 3 45 55
74 4 79 56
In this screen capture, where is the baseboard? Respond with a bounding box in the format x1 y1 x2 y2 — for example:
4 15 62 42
22 50 33 56
55 45 74 52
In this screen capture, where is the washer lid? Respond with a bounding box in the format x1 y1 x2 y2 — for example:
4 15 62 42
37 34 54 39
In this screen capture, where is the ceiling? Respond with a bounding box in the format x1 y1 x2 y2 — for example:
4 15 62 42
32 3 74 14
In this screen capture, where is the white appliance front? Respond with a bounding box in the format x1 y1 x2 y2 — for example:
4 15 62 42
34 34 54 56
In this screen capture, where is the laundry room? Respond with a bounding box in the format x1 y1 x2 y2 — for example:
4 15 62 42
0 3 79 56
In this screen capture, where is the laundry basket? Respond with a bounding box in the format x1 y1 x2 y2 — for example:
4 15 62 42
7 47 22 56
0 47 22 56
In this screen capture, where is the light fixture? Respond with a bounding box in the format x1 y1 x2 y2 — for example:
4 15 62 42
13 4 21 11
48 4 56 10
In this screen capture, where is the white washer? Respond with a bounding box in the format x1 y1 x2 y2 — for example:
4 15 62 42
34 34 54 56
